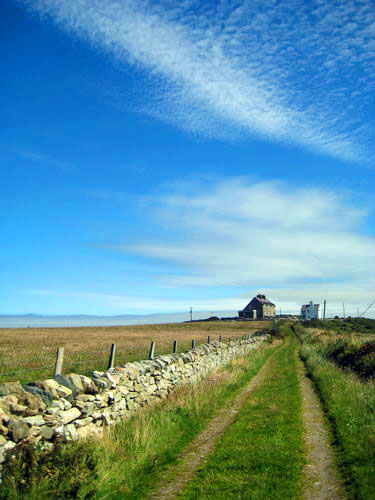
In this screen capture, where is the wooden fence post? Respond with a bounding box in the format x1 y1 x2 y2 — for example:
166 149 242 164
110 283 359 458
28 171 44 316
54 347 64 377
107 344 116 370
207 335 211 344
192 339 196 350
173 340 177 354
148 342 155 360
219 335 222 342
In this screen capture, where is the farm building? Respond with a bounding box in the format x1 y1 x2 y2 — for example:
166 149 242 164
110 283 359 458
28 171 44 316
300 301 320 320
238 294 276 319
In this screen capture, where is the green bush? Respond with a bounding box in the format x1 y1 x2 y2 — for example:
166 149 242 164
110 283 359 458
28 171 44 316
300 318 375 336
0 440 99 500
323 339 375 380
268 321 294 338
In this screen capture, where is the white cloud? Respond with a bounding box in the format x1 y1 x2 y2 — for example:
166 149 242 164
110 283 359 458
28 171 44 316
24 176 375 318
105 177 375 312
28 175 375 318
22 0 374 163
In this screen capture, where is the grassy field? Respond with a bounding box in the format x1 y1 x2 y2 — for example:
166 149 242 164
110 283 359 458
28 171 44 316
179 336 304 500
3 322 374 498
0 320 271 384
0 341 277 500
297 324 375 499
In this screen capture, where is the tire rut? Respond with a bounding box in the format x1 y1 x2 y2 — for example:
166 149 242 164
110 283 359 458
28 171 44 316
147 346 279 500
298 356 345 500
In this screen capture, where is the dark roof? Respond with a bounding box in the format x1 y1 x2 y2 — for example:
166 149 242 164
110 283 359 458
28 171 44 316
243 294 275 309
254 294 275 306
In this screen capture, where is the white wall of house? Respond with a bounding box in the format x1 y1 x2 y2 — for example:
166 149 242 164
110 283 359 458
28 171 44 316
301 301 320 319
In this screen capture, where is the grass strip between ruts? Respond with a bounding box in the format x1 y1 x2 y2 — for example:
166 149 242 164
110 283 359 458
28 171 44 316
178 338 304 500
1 340 277 500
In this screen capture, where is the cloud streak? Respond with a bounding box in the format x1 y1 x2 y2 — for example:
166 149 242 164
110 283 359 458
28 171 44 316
21 0 374 163
17 150 77 172
29 286 374 317
107 177 375 305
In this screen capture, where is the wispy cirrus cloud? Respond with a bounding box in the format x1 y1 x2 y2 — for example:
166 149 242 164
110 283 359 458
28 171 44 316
17 150 77 172
20 0 374 163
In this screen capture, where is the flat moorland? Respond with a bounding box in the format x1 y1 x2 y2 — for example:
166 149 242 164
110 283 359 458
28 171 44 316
0 320 270 384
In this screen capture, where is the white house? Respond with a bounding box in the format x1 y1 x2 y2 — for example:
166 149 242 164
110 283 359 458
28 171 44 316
301 301 320 320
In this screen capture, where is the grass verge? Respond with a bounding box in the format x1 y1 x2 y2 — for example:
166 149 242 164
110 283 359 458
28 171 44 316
1 341 277 500
178 337 304 500
300 340 375 499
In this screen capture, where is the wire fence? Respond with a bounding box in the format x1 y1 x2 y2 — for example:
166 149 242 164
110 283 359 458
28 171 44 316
0 333 246 385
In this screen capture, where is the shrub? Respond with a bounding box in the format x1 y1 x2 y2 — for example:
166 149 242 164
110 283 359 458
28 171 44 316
324 339 375 380
0 440 99 500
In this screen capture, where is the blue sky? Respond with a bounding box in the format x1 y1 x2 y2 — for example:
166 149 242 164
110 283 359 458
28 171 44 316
1 0 374 317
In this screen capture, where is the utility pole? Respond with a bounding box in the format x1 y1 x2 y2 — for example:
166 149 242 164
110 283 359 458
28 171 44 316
190 306 192 322
323 300 326 321
357 308 360 318
343 303 345 319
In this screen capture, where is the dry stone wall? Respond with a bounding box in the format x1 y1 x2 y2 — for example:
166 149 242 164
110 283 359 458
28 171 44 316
0 335 269 468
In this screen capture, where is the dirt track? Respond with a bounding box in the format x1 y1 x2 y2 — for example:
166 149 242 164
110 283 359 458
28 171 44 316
299 357 345 500
147 340 345 500
148 347 278 500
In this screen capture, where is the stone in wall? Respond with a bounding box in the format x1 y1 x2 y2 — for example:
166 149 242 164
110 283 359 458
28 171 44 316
0 334 270 470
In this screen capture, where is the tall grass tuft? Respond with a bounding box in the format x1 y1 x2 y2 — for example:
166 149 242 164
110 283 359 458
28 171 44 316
0 440 99 500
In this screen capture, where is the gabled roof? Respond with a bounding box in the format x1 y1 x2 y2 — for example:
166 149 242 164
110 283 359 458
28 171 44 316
254 295 275 306
243 294 275 309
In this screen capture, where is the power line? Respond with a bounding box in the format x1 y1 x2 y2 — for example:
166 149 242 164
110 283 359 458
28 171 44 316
360 299 375 317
